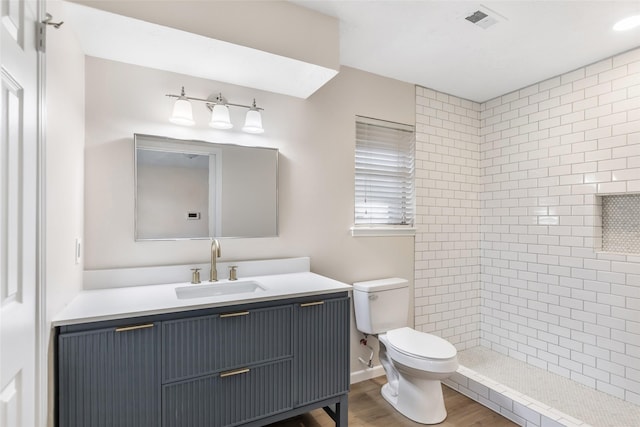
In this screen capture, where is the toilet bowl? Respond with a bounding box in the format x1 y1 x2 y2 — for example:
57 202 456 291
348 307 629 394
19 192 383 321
352 278 459 425
378 327 458 424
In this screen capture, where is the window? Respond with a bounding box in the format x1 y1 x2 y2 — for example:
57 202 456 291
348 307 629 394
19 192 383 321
353 116 415 236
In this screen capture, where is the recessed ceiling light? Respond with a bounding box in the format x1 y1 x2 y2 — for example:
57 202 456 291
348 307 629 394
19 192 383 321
613 15 640 31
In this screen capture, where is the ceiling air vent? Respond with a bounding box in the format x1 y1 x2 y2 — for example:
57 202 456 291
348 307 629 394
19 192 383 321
465 10 488 24
465 7 503 29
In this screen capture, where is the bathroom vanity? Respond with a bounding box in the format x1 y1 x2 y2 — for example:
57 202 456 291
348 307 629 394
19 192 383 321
53 259 351 427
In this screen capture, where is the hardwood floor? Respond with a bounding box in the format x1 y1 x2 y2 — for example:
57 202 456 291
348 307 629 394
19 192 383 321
268 377 517 427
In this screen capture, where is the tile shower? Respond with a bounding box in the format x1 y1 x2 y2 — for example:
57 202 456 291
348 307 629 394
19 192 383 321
415 46 640 423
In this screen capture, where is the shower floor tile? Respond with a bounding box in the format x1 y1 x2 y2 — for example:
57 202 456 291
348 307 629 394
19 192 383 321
456 346 640 427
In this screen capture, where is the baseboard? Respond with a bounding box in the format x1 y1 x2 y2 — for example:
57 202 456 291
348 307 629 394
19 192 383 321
350 365 385 384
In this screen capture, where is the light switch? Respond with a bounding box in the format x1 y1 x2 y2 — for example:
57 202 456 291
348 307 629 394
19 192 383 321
75 238 81 265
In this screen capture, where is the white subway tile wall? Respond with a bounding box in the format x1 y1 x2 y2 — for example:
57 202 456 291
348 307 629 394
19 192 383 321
415 47 640 405
414 87 482 350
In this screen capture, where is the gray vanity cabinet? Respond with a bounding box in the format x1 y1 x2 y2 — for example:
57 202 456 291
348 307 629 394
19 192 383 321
57 322 160 427
57 292 350 427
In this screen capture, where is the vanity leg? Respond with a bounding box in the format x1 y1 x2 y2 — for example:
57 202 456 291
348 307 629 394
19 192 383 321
336 394 348 426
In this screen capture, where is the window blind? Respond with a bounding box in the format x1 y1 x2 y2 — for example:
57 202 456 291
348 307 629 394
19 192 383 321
355 116 415 226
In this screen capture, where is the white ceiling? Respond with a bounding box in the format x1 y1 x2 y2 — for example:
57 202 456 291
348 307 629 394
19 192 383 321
291 1 640 102
63 1 338 99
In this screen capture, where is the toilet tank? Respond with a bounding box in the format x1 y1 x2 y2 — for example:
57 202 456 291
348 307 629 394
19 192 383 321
352 278 409 334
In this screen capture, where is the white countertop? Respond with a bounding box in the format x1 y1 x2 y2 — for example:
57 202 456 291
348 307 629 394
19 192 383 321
52 271 352 326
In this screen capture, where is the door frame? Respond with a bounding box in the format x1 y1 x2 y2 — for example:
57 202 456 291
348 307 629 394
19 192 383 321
35 0 47 426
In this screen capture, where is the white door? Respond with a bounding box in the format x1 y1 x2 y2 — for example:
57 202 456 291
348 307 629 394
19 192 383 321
1 0 41 426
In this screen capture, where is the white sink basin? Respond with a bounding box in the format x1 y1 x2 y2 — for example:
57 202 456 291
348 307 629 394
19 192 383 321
175 280 266 300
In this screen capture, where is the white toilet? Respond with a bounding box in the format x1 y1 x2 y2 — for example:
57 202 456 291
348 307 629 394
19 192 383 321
353 278 458 425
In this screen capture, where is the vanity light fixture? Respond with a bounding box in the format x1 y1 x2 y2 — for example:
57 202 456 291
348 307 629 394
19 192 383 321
167 87 264 134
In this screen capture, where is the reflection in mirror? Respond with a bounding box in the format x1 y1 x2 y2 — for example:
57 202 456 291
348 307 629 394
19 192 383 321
135 134 278 240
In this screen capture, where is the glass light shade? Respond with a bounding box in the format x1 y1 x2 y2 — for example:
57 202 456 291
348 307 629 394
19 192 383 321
169 97 195 126
613 15 640 31
242 109 264 134
209 104 233 129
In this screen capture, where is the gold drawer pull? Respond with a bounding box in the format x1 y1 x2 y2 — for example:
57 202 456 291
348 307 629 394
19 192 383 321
219 311 249 318
300 301 324 307
220 368 250 378
115 323 154 332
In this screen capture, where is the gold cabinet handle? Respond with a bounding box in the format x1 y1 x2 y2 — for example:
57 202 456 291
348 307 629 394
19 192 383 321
115 323 154 332
219 311 249 318
219 368 250 378
300 301 324 307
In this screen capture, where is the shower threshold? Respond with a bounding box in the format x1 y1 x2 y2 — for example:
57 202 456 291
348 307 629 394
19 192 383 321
444 346 640 427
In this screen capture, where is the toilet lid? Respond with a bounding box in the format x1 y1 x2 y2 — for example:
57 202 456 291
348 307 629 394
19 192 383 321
386 327 457 360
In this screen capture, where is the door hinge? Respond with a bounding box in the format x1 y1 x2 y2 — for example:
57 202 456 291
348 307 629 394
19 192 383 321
37 14 64 53
36 22 46 52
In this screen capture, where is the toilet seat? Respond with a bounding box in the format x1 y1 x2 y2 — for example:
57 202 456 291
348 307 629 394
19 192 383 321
379 328 458 374
386 327 457 360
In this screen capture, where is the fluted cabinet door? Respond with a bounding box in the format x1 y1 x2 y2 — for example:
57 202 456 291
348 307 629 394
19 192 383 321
293 297 350 407
58 323 160 427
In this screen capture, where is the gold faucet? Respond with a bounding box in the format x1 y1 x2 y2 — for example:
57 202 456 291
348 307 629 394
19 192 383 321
210 239 221 282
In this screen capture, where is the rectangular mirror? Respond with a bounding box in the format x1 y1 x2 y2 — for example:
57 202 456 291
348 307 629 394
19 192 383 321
135 134 278 240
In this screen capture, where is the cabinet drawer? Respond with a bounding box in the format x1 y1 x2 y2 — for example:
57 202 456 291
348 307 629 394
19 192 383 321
162 359 292 427
162 305 292 383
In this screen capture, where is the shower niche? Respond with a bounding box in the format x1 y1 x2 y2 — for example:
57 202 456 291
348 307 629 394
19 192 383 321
598 193 640 254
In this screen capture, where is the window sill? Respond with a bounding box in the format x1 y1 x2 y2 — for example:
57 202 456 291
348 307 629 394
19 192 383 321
350 226 416 237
